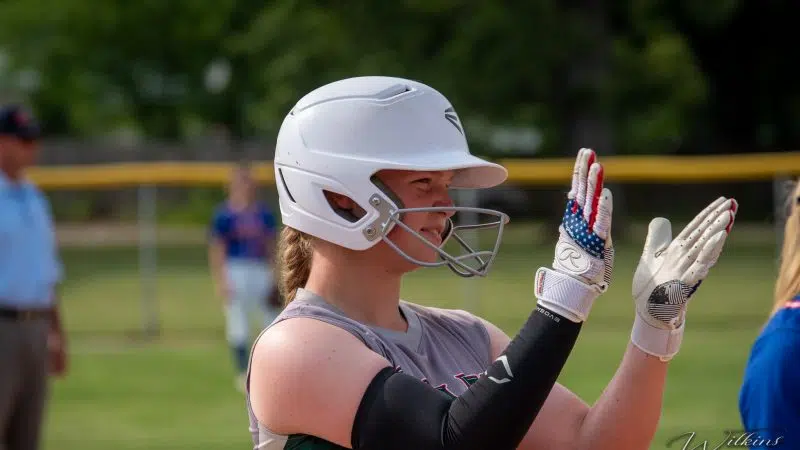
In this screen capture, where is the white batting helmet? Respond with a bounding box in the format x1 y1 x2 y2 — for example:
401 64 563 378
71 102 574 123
273 76 509 277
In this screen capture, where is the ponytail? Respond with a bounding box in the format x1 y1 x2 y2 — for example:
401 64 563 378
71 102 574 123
278 226 313 304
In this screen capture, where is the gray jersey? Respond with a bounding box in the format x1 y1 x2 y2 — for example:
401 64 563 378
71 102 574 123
246 288 493 449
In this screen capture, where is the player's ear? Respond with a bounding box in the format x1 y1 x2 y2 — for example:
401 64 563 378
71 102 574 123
323 190 367 221
324 191 353 209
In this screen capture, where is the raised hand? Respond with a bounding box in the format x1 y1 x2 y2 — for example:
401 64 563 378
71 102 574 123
535 148 614 323
631 196 738 361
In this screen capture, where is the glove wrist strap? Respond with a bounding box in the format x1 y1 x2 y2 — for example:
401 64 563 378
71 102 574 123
630 314 684 362
534 267 600 323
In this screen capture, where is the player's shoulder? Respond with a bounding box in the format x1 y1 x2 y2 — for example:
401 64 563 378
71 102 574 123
0 178 52 217
752 312 800 357
404 302 481 323
767 306 800 331
744 310 800 380
12 177 46 198
214 200 232 213
256 201 277 218
249 314 391 440
259 295 373 355
258 316 358 353
252 315 387 387
211 201 233 219
742 316 800 408
255 200 273 211
752 308 800 350
24 182 54 212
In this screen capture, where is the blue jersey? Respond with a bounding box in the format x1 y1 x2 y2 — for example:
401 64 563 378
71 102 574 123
210 202 277 262
739 295 800 448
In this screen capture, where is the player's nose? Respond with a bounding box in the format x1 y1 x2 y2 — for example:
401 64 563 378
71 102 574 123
433 194 455 218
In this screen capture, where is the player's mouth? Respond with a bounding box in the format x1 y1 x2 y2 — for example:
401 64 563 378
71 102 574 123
420 226 444 246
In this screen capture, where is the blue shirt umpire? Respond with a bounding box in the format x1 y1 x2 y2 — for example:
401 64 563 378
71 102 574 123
0 168 63 309
0 103 67 450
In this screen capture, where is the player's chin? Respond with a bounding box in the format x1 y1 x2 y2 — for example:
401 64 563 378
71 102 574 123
416 248 441 265
395 243 441 268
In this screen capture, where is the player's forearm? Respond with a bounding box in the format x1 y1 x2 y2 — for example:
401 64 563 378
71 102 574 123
576 342 667 450
210 265 225 286
208 245 226 284
211 265 225 286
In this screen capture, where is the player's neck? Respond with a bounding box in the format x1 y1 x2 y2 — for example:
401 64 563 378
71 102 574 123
304 254 406 333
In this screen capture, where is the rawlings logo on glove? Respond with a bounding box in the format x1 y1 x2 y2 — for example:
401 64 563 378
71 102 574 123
556 197 615 292
535 148 615 323
556 241 590 274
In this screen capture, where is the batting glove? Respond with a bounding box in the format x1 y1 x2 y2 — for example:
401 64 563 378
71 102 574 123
535 148 614 323
631 196 738 361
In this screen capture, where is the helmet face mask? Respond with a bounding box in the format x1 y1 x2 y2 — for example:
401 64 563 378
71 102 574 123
274 76 511 277
378 204 510 278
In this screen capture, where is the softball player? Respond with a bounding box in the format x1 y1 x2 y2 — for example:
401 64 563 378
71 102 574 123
739 180 800 447
245 76 738 449
208 164 278 391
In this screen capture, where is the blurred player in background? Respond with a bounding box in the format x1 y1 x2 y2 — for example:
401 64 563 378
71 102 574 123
739 180 800 447
208 163 279 391
0 104 67 450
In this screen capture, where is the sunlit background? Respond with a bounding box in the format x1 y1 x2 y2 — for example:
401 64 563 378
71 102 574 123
1 1 800 449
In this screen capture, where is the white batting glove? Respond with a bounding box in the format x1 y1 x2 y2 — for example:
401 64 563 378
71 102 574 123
535 148 614 323
631 196 738 361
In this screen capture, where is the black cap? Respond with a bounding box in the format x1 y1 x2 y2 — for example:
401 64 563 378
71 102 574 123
0 104 41 140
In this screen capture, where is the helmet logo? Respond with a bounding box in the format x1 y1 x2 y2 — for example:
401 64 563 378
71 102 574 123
444 107 464 135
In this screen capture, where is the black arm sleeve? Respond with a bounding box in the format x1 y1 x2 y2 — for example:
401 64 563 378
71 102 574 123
351 305 582 450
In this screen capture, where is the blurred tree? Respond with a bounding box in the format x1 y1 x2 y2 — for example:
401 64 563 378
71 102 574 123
1 0 795 160
668 0 800 154
0 0 244 141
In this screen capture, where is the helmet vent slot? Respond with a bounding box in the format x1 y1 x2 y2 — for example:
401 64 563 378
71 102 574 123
323 190 365 224
373 84 412 100
277 168 296 203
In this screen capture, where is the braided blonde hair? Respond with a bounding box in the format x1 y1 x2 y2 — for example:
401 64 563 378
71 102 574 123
277 226 314 304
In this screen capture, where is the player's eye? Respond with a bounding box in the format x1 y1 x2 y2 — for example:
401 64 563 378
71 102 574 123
412 178 432 187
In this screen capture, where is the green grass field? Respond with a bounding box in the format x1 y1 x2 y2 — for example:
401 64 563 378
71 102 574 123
44 222 779 450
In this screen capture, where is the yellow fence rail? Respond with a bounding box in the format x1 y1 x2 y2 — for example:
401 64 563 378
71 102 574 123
26 151 800 189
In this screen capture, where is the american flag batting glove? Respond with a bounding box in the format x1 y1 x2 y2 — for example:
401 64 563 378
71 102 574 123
535 148 615 323
631 196 738 361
